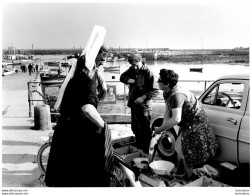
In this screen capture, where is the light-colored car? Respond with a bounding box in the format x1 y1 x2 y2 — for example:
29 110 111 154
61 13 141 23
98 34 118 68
198 74 249 165
2 69 15 76
151 74 250 167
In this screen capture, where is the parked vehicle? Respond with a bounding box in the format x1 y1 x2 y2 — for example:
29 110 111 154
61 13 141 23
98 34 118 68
151 74 250 167
2 69 15 76
198 74 249 166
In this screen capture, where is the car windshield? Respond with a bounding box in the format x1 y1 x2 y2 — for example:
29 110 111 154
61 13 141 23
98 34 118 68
202 82 245 109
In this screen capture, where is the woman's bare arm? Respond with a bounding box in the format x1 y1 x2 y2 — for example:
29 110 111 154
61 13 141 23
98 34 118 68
82 104 105 130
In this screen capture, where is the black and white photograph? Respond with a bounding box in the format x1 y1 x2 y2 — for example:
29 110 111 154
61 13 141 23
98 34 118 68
1 0 250 194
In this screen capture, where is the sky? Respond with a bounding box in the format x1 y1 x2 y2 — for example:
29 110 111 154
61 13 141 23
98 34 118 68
1 0 250 50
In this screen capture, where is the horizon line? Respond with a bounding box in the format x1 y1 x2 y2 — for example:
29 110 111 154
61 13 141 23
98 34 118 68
2 47 249 51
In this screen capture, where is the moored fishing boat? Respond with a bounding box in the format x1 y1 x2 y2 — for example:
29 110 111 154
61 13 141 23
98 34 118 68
40 74 66 82
61 62 70 67
44 61 61 66
189 68 203 72
2 69 15 76
103 65 120 73
2 61 21 74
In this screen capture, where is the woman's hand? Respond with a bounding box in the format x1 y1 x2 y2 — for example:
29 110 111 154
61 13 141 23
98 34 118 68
127 79 135 84
135 95 146 104
82 104 105 129
97 123 106 134
153 126 162 135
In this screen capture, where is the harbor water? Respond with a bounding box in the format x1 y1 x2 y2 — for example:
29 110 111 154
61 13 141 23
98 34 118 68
35 55 249 97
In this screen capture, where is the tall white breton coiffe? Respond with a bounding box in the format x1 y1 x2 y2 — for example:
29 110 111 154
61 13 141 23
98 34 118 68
54 25 106 111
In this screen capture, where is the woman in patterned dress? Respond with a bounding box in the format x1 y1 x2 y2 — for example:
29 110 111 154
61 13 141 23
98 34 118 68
154 69 219 180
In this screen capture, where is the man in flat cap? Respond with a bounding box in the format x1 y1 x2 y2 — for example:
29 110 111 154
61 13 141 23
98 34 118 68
120 53 159 153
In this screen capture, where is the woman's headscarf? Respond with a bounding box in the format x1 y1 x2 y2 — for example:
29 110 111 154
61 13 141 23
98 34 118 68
54 25 106 110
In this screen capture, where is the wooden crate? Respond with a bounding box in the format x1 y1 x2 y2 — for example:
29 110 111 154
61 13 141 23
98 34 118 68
184 176 230 187
112 136 136 149
114 145 146 164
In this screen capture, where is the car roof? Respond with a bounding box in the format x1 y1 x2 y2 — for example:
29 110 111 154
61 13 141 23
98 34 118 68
218 74 249 80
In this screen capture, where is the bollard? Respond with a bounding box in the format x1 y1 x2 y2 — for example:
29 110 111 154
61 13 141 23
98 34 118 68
34 104 52 130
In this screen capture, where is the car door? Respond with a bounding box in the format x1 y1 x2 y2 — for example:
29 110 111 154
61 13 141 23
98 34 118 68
199 79 247 164
238 88 250 164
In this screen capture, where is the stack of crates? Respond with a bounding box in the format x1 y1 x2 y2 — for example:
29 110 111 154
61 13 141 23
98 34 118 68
112 136 148 166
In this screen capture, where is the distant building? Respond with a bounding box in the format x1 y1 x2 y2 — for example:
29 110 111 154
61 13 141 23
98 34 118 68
108 48 170 53
234 47 249 52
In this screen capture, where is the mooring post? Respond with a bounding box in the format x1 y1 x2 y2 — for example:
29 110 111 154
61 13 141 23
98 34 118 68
34 104 52 131
124 84 127 114
204 81 207 91
28 82 32 117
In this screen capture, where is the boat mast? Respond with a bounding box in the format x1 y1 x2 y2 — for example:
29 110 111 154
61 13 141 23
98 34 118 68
201 37 203 65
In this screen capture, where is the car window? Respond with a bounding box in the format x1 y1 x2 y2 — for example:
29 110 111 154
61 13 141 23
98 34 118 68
202 82 244 109
203 87 217 105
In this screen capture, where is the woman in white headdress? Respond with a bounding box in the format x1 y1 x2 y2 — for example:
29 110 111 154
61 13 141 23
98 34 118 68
45 26 111 187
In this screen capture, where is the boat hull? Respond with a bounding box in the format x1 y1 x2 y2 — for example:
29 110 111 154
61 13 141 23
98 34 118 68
41 75 66 82
189 68 203 72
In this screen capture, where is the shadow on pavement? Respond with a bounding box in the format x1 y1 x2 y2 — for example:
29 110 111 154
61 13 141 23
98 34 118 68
2 126 33 130
2 154 37 164
2 167 44 187
2 140 41 147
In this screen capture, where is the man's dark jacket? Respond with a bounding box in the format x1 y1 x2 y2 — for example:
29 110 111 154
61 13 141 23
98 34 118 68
120 64 159 110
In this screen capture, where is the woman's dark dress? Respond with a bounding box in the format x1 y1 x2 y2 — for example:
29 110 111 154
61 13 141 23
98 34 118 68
45 72 109 187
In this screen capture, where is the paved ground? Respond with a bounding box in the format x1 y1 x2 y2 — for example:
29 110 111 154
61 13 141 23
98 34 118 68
1 71 133 187
2 72 48 187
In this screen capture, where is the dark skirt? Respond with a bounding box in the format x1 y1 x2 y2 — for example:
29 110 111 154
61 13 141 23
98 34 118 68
45 116 109 187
